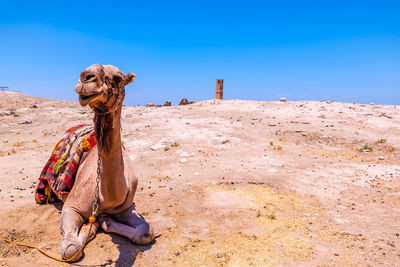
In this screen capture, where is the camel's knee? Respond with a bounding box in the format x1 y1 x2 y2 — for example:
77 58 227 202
99 216 114 233
131 222 154 245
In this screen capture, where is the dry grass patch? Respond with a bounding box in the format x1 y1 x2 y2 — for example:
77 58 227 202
156 185 320 266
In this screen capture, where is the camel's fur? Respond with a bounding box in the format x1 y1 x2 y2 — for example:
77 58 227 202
59 64 153 260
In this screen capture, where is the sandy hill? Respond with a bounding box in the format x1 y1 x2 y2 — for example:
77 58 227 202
0 91 399 266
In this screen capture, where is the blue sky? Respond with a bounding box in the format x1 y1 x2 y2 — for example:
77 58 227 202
1 0 399 105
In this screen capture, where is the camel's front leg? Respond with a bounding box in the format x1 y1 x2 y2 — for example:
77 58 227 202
100 210 154 245
60 208 85 260
78 220 100 244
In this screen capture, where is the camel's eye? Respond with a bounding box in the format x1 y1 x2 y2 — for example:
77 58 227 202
113 76 122 85
85 75 96 82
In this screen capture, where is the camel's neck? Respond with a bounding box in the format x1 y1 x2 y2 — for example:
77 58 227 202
94 105 127 206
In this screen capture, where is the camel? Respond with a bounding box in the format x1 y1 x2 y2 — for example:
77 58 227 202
59 64 154 260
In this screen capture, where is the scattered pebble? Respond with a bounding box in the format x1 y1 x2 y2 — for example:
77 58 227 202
280 97 286 102
151 144 164 151
387 242 395 248
179 158 188 163
378 156 384 160
180 152 190 157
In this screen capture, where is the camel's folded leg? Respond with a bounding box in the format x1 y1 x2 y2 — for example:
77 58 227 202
113 205 154 244
113 205 149 227
60 208 85 260
78 220 100 244
99 214 154 245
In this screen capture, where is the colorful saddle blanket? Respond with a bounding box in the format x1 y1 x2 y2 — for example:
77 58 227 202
35 125 96 203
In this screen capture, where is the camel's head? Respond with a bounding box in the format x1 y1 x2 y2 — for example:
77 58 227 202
76 64 135 111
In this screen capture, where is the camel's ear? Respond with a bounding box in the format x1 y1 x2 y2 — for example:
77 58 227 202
124 73 136 86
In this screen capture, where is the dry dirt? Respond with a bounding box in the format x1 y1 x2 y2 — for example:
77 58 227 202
0 91 399 266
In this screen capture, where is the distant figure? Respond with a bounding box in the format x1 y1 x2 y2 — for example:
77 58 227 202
179 98 189 105
216 79 223 100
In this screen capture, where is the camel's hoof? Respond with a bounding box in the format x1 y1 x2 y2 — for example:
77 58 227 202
60 235 83 261
130 223 154 245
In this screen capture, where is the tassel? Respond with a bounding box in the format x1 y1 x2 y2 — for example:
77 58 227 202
45 186 52 204
54 153 67 175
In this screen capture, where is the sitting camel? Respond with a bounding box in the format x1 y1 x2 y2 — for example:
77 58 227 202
58 64 154 260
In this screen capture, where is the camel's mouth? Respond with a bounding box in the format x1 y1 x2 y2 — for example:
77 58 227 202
78 93 102 106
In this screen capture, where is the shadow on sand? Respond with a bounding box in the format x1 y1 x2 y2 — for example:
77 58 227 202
71 230 157 267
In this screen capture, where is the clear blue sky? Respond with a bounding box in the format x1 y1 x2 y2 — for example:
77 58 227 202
1 0 399 105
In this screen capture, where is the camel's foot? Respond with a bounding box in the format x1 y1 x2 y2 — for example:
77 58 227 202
130 222 154 245
60 233 83 261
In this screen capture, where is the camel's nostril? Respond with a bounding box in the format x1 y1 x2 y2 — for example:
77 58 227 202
80 94 91 100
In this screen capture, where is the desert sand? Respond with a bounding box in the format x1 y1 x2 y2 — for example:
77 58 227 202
0 90 399 266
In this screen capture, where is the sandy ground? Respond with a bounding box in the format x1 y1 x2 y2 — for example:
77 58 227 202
0 91 399 266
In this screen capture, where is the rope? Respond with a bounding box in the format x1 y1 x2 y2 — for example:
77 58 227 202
0 216 96 262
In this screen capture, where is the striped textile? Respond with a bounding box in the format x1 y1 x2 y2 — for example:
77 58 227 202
35 125 96 203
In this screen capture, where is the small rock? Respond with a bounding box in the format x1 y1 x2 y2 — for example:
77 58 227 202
302 133 307 136
30 104 38 108
39 244 51 250
387 242 395 248
146 103 155 107
151 144 164 151
370 102 375 106
163 101 172 106
19 120 32 125
179 158 188 163
175 251 180 256
180 152 190 157
280 97 286 102
334 253 339 256
378 156 384 160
